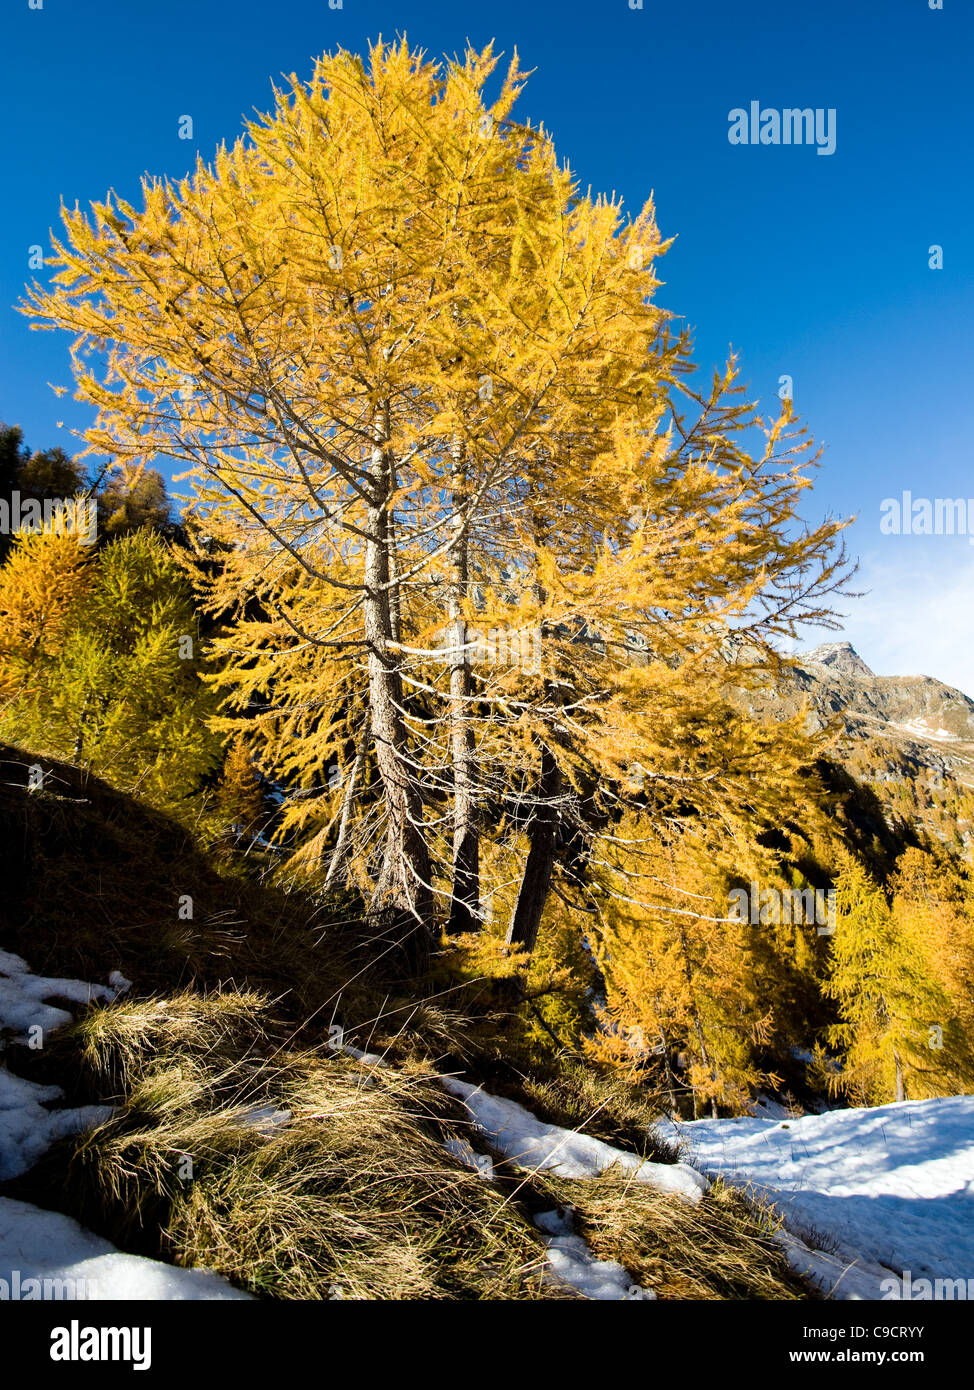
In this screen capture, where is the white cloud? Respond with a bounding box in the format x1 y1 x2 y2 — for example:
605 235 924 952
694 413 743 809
828 541 974 696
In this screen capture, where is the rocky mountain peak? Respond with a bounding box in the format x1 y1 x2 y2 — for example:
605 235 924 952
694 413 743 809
802 641 874 679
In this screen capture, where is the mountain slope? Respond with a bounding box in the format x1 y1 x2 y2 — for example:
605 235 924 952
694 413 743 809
732 642 974 852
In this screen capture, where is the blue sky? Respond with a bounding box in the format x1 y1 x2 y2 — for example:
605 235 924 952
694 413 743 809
2 0 972 686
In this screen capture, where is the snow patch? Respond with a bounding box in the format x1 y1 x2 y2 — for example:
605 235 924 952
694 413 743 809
443 1076 706 1201
0 1198 252 1300
0 1066 112 1183
0 953 250 1300
773 1229 902 1301
231 1104 292 1135
533 1209 655 1300
891 718 961 744
656 1096 974 1291
340 1042 387 1067
0 954 123 1181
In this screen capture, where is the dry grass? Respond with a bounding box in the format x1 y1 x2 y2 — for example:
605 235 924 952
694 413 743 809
530 1171 813 1300
14 992 558 1300
504 1060 680 1163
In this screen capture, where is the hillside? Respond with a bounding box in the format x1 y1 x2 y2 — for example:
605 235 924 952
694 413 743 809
733 642 974 853
796 642 974 783
0 744 814 1302
2 746 972 1303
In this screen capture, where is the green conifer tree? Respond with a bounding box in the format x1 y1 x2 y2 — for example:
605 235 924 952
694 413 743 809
0 527 220 813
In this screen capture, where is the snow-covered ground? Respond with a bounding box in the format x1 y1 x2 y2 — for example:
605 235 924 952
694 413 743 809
0 1066 113 1187
340 1056 698 1296
891 718 961 744
533 1207 655 1300
0 1198 252 1300
0 948 120 1183
17 938 970 1303
443 1076 706 1201
657 1096 974 1298
0 947 250 1300
439 1075 705 1299
2 951 675 1303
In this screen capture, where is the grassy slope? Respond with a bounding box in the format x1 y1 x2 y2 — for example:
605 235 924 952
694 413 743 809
0 744 810 1300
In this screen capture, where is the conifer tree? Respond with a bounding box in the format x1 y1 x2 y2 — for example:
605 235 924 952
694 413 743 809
886 847 974 1095
0 426 88 560
97 462 173 539
18 447 87 503
825 855 957 1105
215 733 267 838
22 39 851 958
588 808 780 1116
0 526 92 695
0 527 220 812
0 424 30 504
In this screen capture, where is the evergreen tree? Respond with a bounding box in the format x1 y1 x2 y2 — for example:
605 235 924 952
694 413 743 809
588 814 780 1116
886 847 974 1095
18 446 87 503
23 39 850 960
0 426 88 560
97 462 173 539
0 423 29 496
214 733 267 837
825 856 957 1105
0 526 220 813
0 525 92 696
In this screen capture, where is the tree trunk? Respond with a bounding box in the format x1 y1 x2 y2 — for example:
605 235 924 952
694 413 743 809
500 476 559 987
446 439 480 935
657 1023 681 1115
506 743 562 958
384 452 402 648
678 925 720 1118
364 427 433 943
324 717 370 891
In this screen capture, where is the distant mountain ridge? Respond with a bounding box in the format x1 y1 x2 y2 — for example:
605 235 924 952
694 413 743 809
720 638 974 852
794 642 974 773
